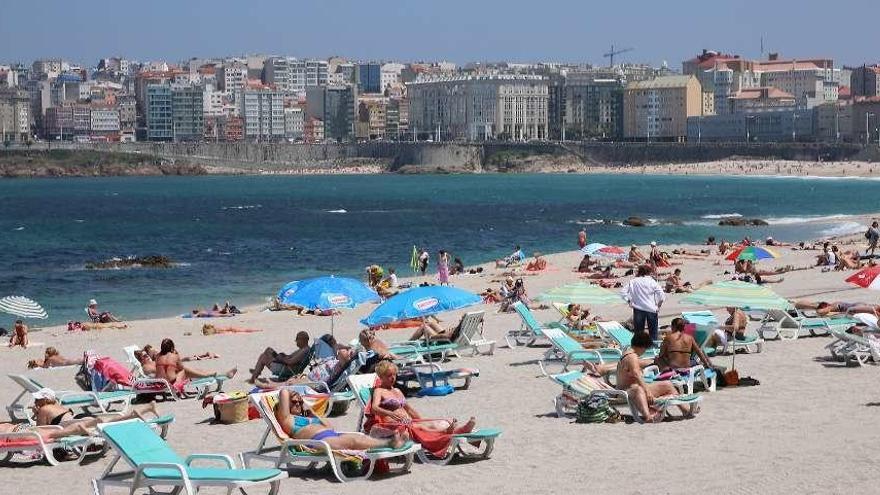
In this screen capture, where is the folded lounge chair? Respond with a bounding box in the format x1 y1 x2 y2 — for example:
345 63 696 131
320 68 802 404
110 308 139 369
240 390 420 482
123 345 226 400
6 374 134 424
348 373 501 465
92 419 285 495
538 327 623 376
396 363 480 391
825 329 880 366
758 308 858 341
549 370 702 423
505 302 564 348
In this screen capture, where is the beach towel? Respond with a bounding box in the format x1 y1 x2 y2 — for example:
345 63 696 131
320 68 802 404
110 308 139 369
93 357 134 388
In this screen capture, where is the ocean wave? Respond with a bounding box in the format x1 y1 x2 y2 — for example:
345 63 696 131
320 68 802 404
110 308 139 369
818 221 864 237
763 214 852 225
756 175 880 182
701 213 742 219
13 226 25 231
326 209 348 214
222 204 262 210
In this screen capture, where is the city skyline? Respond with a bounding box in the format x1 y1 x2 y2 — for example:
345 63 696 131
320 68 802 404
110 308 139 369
2 0 879 67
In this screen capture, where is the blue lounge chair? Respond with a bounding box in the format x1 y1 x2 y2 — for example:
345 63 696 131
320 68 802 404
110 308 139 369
505 302 564 348
93 419 285 495
538 327 623 375
7 374 134 424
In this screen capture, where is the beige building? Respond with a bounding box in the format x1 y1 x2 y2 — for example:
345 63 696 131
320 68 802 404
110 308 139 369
623 75 703 141
408 74 548 141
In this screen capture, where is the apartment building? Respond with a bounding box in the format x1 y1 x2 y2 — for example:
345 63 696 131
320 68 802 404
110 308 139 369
623 75 703 141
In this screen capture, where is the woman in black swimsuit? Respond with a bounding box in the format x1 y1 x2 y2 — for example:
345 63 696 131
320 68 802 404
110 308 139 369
31 388 162 429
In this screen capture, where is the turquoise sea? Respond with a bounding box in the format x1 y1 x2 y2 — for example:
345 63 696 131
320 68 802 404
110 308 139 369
0 174 875 325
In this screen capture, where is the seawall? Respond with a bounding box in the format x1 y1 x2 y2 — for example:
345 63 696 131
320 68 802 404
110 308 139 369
5 141 880 174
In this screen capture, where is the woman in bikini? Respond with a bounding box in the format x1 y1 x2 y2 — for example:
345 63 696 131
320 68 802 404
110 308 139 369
154 339 236 397
274 388 406 449
654 318 713 371
31 388 162 429
368 361 475 453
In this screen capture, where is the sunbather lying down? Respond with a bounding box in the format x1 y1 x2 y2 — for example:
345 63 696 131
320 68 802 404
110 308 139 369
274 388 407 450
31 388 164 434
794 300 879 317
201 324 262 335
27 347 83 369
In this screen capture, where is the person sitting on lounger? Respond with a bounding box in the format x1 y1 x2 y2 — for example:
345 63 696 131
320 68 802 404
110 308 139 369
836 249 862 270
248 331 311 384
495 245 525 268
274 388 406 449
617 332 696 422
705 307 748 350
565 304 600 330
409 319 459 341
358 328 399 360
87 299 122 323
154 339 236 397
718 240 731 256
367 361 475 455
27 347 83 369
654 318 713 372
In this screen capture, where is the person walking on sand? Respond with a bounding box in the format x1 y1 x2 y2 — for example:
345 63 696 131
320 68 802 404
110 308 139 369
578 228 587 249
620 265 665 341
866 221 880 258
437 250 450 286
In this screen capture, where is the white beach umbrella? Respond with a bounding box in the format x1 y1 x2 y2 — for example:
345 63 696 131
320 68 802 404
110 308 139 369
0 296 48 320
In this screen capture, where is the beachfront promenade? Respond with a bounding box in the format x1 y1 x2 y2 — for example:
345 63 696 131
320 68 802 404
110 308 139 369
3 230 880 494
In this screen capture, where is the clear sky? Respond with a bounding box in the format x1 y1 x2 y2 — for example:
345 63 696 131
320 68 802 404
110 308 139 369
1 0 878 67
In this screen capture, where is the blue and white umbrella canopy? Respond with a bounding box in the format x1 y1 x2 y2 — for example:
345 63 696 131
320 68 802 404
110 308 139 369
0 296 48 319
361 286 481 327
278 276 380 311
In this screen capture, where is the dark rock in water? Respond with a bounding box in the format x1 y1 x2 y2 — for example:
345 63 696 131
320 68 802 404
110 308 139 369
718 218 769 226
85 255 175 270
623 216 646 227
603 219 615 225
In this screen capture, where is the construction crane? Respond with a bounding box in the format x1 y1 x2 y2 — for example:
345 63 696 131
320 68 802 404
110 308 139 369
603 45 634 67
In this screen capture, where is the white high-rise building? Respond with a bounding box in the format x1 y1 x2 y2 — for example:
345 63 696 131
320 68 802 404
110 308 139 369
240 88 285 140
380 63 405 93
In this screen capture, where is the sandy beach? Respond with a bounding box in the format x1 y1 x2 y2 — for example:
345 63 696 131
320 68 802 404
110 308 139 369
574 159 880 177
3 217 880 494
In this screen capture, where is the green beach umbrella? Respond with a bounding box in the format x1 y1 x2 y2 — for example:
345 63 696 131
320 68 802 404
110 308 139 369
681 280 792 311
536 282 624 306
682 280 791 371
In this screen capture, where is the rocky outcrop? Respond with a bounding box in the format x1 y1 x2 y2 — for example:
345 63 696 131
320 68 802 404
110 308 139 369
0 150 206 178
718 218 769 226
623 217 646 227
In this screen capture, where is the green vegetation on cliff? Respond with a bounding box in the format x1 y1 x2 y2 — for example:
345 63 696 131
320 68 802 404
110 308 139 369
0 150 207 178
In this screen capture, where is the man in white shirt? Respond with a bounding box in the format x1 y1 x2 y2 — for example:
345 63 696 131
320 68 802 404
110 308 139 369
620 264 666 341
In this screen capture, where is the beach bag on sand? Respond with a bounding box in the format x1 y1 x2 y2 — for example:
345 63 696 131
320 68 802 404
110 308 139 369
575 396 621 424
718 369 740 387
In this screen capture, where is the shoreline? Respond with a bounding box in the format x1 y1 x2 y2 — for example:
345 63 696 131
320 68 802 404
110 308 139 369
31 211 878 334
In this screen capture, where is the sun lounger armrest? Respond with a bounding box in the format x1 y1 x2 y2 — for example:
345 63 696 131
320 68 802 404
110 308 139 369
185 453 236 468
569 350 601 361
294 382 331 394
56 390 99 402
136 462 191 483
643 365 661 378
590 389 628 401
405 363 442 373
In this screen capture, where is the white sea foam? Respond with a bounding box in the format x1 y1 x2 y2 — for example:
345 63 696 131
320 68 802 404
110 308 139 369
763 214 851 225
13 226 24 231
222 204 262 210
819 221 864 237
701 213 742 219
326 209 348 213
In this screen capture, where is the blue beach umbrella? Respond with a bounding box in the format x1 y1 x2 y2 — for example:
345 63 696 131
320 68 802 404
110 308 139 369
278 276 380 335
361 286 481 396
360 286 481 327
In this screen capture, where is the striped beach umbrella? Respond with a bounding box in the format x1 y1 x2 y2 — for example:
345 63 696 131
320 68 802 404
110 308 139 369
536 282 624 306
0 296 48 319
681 280 791 311
725 246 780 262
581 243 627 260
